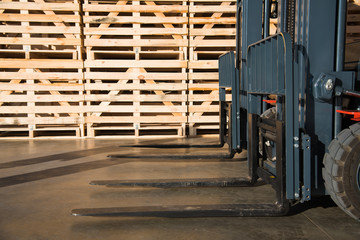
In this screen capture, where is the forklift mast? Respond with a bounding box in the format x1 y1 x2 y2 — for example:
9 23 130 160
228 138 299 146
219 0 359 219
72 0 360 221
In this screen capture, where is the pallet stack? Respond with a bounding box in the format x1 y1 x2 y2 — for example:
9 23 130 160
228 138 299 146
0 0 84 138
83 0 188 137
345 0 360 70
187 0 236 136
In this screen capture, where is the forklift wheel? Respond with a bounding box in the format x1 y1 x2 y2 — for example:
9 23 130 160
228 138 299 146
323 123 360 221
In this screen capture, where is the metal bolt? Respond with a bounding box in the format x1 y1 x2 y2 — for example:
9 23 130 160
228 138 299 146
294 144 299 148
294 136 299 141
325 79 334 90
294 193 300 198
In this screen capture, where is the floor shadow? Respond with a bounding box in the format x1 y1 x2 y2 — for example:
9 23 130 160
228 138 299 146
0 146 119 169
0 157 239 188
288 196 337 216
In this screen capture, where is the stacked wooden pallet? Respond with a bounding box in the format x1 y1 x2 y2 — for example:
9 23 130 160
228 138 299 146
0 0 84 138
187 0 236 136
345 0 360 70
83 0 188 137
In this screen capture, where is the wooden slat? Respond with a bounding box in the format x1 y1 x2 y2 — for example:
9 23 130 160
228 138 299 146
190 28 236 36
0 105 186 114
84 94 187 102
0 59 83 69
83 4 188 13
86 116 187 124
84 83 186 91
188 72 219 80
85 72 187 80
190 40 236 47
0 83 83 91
83 16 187 24
188 61 219 69
0 72 83 80
189 5 235 13
0 117 82 125
188 116 220 123
85 39 187 47
0 2 78 11
0 14 80 23
84 60 187 68
189 17 236 25
0 37 81 46
0 95 84 102
84 28 187 36
0 26 80 34
188 105 219 112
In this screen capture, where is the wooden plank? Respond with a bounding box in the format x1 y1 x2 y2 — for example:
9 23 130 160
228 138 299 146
188 105 219 112
0 117 82 125
347 25 360 33
0 26 80 34
85 72 187 80
188 116 220 123
188 72 219 80
0 37 81 46
0 0 12 14
83 4 188 13
85 39 187 47
84 28 187 36
86 116 187 124
189 94 231 101
189 17 236 25
0 59 83 69
0 105 186 114
84 83 186 91
84 94 187 102
190 28 236 36
348 14 360 22
189 5 235 13
0 106 84 114
0 14 80 23
190 39 236 47
188 83 219 90
188 61 219 69
84 60 187 68
0 83 83 91
0 2 78 11
83 16 187 24
188 0 235 2
0 72 83 80
0 95 84 102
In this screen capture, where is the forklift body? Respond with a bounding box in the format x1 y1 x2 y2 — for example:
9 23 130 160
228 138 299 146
72 0 360 221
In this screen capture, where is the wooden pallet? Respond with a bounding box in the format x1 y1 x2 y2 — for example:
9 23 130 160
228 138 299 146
345 1 360 70
0 0 84 138
82 0 188 137
188 0 236 135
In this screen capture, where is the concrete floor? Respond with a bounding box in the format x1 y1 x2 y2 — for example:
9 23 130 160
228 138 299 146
0 137 359 240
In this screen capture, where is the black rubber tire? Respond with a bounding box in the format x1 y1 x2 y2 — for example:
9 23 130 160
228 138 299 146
323 123 360 221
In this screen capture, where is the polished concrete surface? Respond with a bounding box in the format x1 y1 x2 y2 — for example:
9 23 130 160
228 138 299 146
0 138 359 240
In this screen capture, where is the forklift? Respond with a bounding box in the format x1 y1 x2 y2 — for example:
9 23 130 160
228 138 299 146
72 0 360 221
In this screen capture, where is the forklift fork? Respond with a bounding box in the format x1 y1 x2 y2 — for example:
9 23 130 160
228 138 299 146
71 112 290 218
